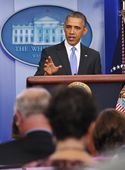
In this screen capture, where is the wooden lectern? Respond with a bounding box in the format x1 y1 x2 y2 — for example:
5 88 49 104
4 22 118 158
27 74 125 111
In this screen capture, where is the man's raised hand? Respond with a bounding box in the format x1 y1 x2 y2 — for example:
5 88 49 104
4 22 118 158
44 56 62 75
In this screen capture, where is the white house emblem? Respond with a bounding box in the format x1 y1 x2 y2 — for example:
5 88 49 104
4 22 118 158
1 5 92 66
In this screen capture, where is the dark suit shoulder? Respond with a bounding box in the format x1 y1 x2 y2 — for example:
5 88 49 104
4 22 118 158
0 131 54 166
81 44 100 55
0 138 21 151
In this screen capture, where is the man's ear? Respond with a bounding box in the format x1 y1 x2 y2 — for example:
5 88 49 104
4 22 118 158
83 26 88 35
63 23 66 32
15 111 22 126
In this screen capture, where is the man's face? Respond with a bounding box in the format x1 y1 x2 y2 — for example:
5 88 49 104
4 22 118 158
64 16 87 46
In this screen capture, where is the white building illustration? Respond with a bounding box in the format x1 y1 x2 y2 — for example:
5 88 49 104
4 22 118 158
12 16 65 45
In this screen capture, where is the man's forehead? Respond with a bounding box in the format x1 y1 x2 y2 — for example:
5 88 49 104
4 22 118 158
65 17 85 25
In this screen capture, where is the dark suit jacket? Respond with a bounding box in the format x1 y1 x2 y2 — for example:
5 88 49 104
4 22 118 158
35 41 102 75
0 131 55 167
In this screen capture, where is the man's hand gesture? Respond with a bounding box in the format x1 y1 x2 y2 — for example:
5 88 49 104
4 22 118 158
44 56 62 75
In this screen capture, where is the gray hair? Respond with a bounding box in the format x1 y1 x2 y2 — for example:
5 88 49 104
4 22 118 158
15 87 51 117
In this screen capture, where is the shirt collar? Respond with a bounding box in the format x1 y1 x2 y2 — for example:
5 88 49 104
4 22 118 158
64 40 80 51
25 128 52 136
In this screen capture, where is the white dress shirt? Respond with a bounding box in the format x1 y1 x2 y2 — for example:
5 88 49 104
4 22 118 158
64 40 81 72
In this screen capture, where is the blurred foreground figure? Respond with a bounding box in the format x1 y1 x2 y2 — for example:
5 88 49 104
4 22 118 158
93 108 125 160
0 88 55 167
99 149 125 170
24 86 99 169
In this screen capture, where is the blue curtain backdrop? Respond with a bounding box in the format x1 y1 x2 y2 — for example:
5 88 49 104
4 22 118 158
0 0 15 143
111 1 125 74
105 0 121 73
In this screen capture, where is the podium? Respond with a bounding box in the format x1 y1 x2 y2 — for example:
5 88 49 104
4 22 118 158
27 74 125 111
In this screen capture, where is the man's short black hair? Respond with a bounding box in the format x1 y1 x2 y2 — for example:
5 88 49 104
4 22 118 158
65 11 87 26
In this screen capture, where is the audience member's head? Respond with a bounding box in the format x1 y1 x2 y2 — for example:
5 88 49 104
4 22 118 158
0 87 55 167
67 82 98 156
93 108 125 155
47 86 98 141
68 81 92 96
14 87 52 136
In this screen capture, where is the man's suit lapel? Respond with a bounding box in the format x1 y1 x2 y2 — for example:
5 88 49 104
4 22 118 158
56 42 71 74
78 44 88 74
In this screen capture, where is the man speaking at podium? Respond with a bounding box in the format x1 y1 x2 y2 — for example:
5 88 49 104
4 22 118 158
35 11 102 76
